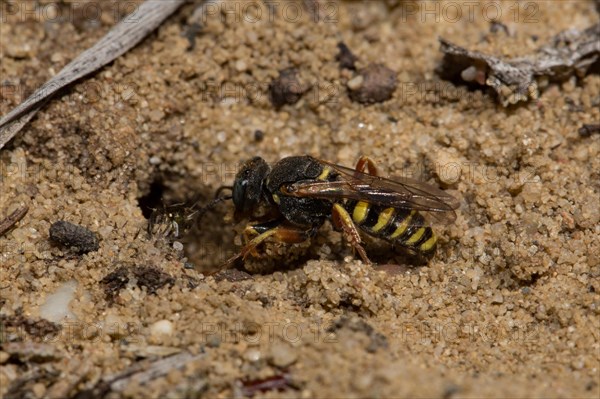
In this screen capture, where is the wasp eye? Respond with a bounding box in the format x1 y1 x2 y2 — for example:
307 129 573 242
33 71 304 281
231 157 270 216
232 179 248 210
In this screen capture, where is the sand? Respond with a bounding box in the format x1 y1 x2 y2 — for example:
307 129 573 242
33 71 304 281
1 1 599 398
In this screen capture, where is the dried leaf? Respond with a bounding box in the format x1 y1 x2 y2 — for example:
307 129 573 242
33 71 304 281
438 23 600 106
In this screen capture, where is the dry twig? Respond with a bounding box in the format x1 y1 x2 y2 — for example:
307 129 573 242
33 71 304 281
0 204 29 237
0 0 186 150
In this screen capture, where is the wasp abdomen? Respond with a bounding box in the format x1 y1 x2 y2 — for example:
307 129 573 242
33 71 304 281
345 200 437 257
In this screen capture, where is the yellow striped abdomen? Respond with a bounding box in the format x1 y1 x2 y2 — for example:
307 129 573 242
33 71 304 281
345 200 437 257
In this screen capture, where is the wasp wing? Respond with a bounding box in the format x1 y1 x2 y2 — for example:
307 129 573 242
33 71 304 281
284 161 459 224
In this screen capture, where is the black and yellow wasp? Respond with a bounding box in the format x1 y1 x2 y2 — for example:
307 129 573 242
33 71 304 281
222 155 459 266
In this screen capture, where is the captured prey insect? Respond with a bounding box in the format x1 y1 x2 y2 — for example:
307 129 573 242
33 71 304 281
221 155 459 266
147 201 202 241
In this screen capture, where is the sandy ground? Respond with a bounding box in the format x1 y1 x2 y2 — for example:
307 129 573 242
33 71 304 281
1 0 599 398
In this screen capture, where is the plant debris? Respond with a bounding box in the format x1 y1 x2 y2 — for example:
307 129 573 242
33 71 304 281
49 220 99 254
213 268 254 282
0 0 186 150
438 23 600 106
101 265 175 302
0 312 62 342
336 42 358 70
0 204 28 238
74 352 206 398
241 373 295 397
347 63 397 104
101 266 130 302
132 265 175 294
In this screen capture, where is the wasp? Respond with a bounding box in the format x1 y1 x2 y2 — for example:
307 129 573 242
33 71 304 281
221 155 459 266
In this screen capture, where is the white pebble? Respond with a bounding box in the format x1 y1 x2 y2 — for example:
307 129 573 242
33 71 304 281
235 60 248 72
269 342 297 367
39 280 78 323
347 75 364 90
150 320 174 337
461 66 478 82
244 348 262 362
149 156 162 165
172 241 184 252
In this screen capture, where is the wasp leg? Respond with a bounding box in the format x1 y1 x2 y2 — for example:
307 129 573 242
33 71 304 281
331 203 372 265
224 221 316 267
242 219 282 258
355 156 380 177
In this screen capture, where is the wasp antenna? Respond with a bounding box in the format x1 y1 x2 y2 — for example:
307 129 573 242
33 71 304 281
196 191 233 225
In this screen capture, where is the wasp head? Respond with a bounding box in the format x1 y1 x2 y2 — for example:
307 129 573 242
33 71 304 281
232 157 270 219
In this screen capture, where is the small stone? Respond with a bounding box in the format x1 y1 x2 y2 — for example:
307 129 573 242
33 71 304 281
431 148 462 185
269 68 308 109
460 66 478 82
39 280 78 322
348 63 397 104
269 342 297 368
206 335 221 348
172 241 184 252
49 221 99 254
352 373 373 390
104 311 126 338
150 320 174 338
50 53 64 63
491 293 504 304
244 348 262 362
149 109 165 122
149 156 162 165
347 75 364 91
235 59 248 72
32 383 46 398
254 129 265 142
0 351 9 363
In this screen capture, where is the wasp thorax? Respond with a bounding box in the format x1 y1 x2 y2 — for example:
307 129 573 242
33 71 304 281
232 157 270 216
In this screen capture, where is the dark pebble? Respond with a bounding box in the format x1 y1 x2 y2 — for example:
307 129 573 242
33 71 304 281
49 220 99 254
336 42 358 70
578 123 600 137
348 63 397 104
254 129 265 142
269 68 308 109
